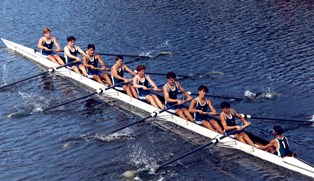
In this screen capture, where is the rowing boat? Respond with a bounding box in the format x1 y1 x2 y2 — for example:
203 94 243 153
2 38 314 178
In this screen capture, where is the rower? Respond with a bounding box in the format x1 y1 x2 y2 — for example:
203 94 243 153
37 27 64 65
63 36 89 77
189 85 223 134
163 71 194 122
110 55 137 98
83 44 113 86
220 101 256 147
133 65 164 109
259 125 295 157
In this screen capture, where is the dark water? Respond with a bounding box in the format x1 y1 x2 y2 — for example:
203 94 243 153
1 0 314 180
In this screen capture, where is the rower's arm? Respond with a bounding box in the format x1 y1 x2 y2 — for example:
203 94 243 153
82 56 90 68
133 76 143 88
259 139 277 150
146 75 158 89
77 46 87 58
64 47 79 60
163 85 178 103
37 38 47 50
97 54 107 70
52 36 61 51
111 66 126 81
233 109 251 126
188 99 201 114
123 64 136 76
220 113 239 131
206 98 218 115
176 81 192 100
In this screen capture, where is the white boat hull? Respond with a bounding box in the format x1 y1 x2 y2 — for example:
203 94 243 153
2 38 313 178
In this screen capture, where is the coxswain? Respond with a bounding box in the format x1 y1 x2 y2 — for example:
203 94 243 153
189 85 223 134
37 27 64 65
83 44 113 86
110 55 137 98
133 65 163 109
259 125 295 157
163 71 193 122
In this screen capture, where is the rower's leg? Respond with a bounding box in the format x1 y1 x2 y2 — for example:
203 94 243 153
78 64 88 76
146 95 158 108
209 119 224 134
234 134 246 143
201 120 215 131
129 84 138 98
71 66 81 75
240 132 255 147
182 107 194 122
123 85 133 98
152 94 164 109
93 75 104 84
47 55 59 64
53 54 65 65
175 109 188 120
101 73 113 86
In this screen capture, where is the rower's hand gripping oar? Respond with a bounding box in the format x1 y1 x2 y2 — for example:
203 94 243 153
122 126 249 179
41 81 126 112
0 60 80 90
240 114 314 125
107 99 191 135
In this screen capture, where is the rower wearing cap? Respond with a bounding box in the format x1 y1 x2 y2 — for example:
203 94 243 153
37 27 64 65
189 85 223 134
220 101 256 147
110 55 137 98
64 36 89 77
259 125 295 157
83 44 113 86
133 65 164 109
163 71 194 122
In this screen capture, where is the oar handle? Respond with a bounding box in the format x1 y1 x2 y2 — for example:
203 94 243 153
241 114 313 124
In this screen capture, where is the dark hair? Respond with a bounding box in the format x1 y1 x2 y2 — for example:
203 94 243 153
273 125 283 135
136 65 146 72
87 44 95 50
115 55 124 61
198 85 208 93
67 36 76 42
220 101 230 109
166 71 176 79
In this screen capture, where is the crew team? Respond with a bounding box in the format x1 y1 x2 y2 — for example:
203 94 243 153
38 27 293 158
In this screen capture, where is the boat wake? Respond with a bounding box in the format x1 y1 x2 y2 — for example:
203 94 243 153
61 128 135 143
121 143 164 180
244 90 280 100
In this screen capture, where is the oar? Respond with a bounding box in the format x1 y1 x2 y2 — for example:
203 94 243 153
143 71 225 79
106 99 191 135
143 71 192 79
97 51 172 59
187 92 244 101
41 81 127 112
241 114 314 125
122 126 247 179
0 60 80 90
55 50 172 59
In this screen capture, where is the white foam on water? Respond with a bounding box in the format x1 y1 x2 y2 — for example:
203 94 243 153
244 90 256 99
95 127 134 142
17 91 48 113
